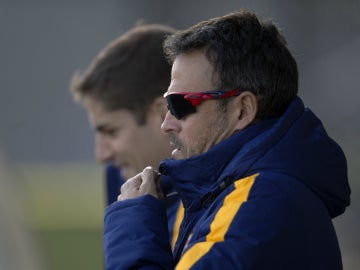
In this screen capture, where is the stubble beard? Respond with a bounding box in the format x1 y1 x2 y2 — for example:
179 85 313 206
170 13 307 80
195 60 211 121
186 111 229 159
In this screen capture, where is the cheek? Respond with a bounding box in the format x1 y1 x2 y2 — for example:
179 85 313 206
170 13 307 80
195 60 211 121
179 121 202 145
182 113 226 152
113 129 141 153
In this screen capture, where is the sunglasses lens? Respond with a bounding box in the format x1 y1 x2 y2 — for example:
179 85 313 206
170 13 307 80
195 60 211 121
166 94 196 119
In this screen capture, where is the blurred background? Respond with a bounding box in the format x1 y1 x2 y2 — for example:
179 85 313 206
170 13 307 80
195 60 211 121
0 0 359 269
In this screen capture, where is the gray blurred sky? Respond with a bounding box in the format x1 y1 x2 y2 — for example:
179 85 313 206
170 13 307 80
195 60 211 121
1 0 359 164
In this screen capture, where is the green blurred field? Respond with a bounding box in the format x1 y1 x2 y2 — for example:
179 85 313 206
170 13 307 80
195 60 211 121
35 228 103 270
18 163 105 269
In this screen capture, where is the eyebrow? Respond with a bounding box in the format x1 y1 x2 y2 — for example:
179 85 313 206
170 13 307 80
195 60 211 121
95 124 112 132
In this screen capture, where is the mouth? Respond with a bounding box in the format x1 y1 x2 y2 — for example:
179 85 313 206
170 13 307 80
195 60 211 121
170 141 180 151
170 142 183 158
169 135 184 158
171 147 181 156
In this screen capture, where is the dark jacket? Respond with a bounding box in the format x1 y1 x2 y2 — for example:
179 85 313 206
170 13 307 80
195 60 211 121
104 97 350 269
105 164 123 205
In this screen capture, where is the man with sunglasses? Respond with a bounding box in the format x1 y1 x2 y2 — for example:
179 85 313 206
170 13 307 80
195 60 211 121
104 11 351 270
70 24 183 245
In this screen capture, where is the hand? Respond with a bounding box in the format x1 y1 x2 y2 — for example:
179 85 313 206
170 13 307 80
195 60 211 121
118 166 164 201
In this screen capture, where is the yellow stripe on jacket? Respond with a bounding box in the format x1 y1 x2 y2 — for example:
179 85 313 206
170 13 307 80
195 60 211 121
176 173 258 269
172 202 184 250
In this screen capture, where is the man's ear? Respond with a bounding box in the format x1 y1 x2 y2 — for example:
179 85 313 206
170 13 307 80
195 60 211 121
148 97 168 122
233 91 258 131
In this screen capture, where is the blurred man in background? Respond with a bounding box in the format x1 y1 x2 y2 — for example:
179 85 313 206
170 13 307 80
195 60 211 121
70 24 182 245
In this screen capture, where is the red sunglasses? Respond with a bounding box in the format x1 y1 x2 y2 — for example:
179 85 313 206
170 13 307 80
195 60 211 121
164 89 241 119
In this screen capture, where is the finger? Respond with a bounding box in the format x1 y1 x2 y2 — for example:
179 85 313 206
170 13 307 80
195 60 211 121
118 172 143 201
121 173 142 190
140 166 158 190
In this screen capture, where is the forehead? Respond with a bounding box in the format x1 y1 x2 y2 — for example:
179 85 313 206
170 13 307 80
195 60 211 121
168 51 215 94
83 97 136 126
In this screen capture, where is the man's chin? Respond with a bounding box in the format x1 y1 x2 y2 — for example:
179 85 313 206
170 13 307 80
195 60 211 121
119 167 137 181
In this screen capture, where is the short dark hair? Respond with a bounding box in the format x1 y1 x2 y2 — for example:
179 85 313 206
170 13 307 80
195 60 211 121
71 24 175 124
163 10 298 120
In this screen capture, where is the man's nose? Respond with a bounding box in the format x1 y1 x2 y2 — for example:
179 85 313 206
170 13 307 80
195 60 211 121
161 111 181 134
95 135 113 163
